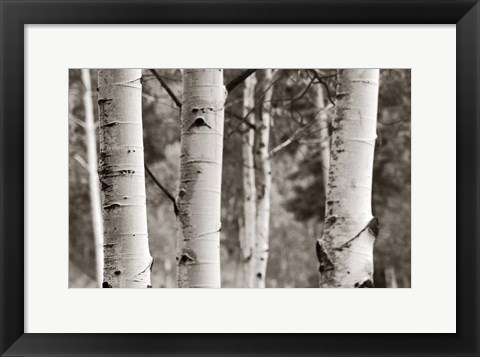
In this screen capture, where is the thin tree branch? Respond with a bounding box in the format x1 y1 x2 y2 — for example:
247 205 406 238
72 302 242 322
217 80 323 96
142 92 180 111
269 137 296 157
269 126 304 157
273 75 316 104
73 154 88 171
144 163 179 215
226 69 257 93
69 114 85 129
149 69 182 109
269 112 333 158
225 109 256 130
309 69 336 107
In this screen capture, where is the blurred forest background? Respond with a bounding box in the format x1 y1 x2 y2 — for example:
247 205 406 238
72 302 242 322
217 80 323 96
69 68 411 288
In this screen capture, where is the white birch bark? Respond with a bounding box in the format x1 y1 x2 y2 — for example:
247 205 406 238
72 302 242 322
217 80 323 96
240 74 257 287
177 69 226 288
316 84 330 194
317 69 379 288
98 69 153 288
81 69 104 288
253 69 273 288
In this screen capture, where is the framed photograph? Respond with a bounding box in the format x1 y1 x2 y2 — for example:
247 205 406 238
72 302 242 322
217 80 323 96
1 0 478 355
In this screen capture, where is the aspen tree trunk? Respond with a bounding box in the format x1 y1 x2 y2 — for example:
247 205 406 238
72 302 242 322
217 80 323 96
253 69 273 288
316 84 330 194
317 69 379 288
240 74 257 287
98 69 153 288
177 69 226 288
81 69 104 288
237 216 245 286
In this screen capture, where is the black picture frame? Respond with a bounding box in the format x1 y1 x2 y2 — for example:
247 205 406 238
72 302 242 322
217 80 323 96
1 0 478 355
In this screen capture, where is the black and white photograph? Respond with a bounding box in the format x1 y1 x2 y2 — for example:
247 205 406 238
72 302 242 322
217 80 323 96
3 0 478 353
69 68 411 289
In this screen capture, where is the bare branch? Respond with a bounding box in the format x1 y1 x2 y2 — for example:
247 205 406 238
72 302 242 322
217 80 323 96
142 92 180 111
144 163 179 216
309 69 336 106
226 69 257 93
269 106 333 158
269 137 296 157
225 109 256 130
149 69 182 109
69 114 85 129
269 126 304 157
73 154 88 171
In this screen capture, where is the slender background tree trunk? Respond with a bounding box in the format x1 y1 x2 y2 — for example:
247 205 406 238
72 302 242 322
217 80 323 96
385 267 398 288
317 69 379 288
81 69 104 288
253 69 273 288
98 69 153 288
240 74 257 288
177 69 226 288
316 83 330 195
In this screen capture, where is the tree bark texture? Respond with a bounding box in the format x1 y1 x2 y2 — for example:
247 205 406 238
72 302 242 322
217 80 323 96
317 69 379 288
253 69 274 288
316 83 331 195
240 74 257 288
98 69 153 288
177 69 227 288
81 69 104 288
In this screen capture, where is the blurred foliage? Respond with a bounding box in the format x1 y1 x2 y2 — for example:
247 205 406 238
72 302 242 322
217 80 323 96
69 69 410 288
